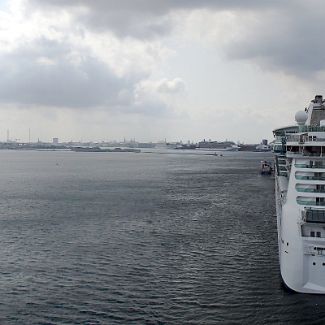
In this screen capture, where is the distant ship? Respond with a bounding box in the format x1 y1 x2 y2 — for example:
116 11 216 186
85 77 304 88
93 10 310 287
175 144 197 150
255 139 271 152
197 140 240 151
71 147 141 153
273 95 325 293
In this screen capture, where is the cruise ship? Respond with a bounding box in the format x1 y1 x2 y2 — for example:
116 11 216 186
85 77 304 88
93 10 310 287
273 95 325 293
197 140 240 151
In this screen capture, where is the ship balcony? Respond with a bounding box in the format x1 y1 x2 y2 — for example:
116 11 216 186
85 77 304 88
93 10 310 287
295 175 325 181
295 163 325 169
300 126 325 133
285 135 300 142
286 151 302 158
296 187 325 193
287 135 325 145
276 166 287 175
303 208 325 223
297 197 325 207
287 151 325 158
286 144 325 157
274 147 286 154
295 170 325 181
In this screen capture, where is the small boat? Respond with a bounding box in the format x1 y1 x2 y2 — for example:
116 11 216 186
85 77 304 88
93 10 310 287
260 160 272 175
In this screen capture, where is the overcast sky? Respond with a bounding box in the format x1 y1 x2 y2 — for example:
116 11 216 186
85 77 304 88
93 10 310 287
0 0 323 143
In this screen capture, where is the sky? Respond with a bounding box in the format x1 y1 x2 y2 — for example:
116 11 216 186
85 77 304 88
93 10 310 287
0 0 324 143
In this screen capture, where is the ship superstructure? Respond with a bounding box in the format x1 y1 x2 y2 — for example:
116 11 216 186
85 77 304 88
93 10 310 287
273 95 325 293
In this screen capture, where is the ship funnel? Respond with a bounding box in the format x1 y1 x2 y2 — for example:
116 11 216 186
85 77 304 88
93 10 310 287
315 95 323 103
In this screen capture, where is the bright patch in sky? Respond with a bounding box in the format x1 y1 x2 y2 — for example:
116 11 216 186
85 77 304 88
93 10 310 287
0 0 8 9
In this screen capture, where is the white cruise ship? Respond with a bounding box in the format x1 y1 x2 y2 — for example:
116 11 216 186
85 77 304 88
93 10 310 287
273 95 325 293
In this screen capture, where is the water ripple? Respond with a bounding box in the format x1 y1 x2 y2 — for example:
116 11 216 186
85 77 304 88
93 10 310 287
0 151 323 324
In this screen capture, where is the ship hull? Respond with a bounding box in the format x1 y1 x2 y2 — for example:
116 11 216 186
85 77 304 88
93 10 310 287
275 176 325 294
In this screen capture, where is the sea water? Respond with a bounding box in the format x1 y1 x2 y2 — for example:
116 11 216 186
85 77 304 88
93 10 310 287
0 150 324 324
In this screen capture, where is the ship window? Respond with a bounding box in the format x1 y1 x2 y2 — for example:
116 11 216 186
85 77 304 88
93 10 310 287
317 232 321 238
323 263 325 266
313 262 316 265
316 184 325 192
311 231 315 237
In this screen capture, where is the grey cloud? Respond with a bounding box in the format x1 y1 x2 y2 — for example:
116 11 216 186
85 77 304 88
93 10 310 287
29 0 287 13
28 0 287 39
0 38 172 116
0 38 135 108
226 4 325 77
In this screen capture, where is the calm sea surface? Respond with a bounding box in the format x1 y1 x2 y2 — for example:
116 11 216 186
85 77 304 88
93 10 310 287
0 150 324 324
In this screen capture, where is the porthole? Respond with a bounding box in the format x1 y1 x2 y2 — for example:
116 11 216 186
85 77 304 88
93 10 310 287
313 262 316 265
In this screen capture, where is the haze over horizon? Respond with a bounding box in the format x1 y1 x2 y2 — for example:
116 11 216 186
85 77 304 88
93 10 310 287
0 0 324 143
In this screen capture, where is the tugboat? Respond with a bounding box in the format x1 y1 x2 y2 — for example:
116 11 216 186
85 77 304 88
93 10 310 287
260 160 272 175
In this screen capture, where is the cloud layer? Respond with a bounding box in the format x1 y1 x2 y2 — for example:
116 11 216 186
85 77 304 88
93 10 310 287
27 0 325 79
0 0 324 142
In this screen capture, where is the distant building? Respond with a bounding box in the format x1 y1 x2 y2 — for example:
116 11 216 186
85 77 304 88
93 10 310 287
53 138 59 145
